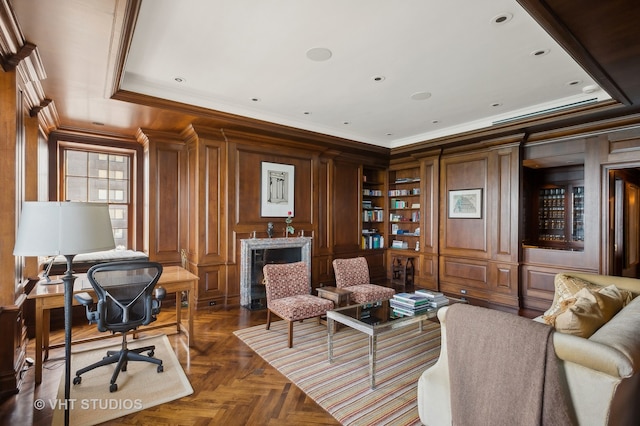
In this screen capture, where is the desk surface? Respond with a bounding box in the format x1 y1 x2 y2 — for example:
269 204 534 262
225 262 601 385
28 265 198 299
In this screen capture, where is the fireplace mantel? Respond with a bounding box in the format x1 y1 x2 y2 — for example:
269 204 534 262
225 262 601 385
240 237 312 308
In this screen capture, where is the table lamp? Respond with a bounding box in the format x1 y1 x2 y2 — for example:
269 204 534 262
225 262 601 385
14 201 115 426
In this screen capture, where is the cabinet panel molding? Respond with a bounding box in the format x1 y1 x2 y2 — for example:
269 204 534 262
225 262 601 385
441 154 488 255
440 256 488 287
142 132 185 263
192 264 226 306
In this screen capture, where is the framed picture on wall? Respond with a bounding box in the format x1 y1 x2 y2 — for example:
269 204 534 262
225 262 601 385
261 162 295 217
448 188 482 218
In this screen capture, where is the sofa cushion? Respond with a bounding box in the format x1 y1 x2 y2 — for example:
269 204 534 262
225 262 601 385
589 295 640 376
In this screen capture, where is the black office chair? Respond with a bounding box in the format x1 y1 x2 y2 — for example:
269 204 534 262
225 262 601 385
73 261 166 392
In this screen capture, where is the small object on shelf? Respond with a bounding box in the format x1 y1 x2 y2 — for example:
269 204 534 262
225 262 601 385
285 211 294 237
392 240 408 249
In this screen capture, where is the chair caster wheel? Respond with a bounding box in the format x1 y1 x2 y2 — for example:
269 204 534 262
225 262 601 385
73 376 81 385
148 350 155 357
109 383 117 393
157 365 163 373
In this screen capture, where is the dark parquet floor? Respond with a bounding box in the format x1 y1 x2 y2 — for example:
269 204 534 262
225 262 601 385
0 305 340 425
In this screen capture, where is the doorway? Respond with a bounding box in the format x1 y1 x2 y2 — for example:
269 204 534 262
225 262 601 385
609 168 640 277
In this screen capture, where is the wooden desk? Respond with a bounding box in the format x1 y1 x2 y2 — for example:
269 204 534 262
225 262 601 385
28 265 198 385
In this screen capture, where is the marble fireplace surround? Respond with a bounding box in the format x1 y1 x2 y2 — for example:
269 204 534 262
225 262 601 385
240 237 312 308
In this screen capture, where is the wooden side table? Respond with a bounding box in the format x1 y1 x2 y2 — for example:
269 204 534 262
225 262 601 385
317 286 352 332
391 255 415 290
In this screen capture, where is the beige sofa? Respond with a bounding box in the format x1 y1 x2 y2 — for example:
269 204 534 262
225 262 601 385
417 273 640 426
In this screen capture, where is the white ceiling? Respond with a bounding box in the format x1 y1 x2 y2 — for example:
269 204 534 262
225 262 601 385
120 0 610 148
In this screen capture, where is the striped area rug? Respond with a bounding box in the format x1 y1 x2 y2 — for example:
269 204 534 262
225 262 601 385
233 319 442 425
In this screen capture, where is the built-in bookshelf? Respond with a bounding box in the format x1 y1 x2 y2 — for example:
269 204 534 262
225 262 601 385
523 165 584 251
362 167 386 250
388 167 421 250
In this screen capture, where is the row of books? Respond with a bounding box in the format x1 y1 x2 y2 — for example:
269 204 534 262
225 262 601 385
362 234 384 249
363 189 383 196
388 188 420 196
363 209 384 222
390 212 420 223
394 178 420 183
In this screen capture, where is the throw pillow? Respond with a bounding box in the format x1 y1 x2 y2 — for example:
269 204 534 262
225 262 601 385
553 289 606 337
543 274 601 319
595 285 626 321
549 285 626 337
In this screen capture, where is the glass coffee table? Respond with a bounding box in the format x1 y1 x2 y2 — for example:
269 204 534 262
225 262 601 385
326 300 438 389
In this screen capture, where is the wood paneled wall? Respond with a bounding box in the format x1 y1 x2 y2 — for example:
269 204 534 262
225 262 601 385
438 140 521 308
139 130 186 264
137 114 640 311
139 125 384 307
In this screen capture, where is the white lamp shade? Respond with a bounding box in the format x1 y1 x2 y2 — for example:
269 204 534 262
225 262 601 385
13 201 116 256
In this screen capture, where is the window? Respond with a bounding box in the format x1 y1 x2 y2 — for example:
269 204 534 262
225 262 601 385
63 148 133 249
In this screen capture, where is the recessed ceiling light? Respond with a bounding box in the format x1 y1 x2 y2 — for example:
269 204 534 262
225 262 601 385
531 49 550 57
410 91 432 101
306 47 332 62
372 76 385 82
174 77 186 83
432 120 440 124
491 102 503 108
343 121 350 125
386 133 393 136
491 12 513 25
303 111 311 115
251 97 260 102
566 79 582 86
582 84 600 94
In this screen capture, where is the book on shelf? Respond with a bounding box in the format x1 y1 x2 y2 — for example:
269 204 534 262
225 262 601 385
362 234 384 249
391 240 408 249
393 177 420 184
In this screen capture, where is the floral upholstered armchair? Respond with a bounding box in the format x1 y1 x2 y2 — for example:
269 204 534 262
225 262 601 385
262 261 333 348
332 257 395 304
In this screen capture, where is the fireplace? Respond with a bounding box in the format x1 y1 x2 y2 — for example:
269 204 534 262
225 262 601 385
240 237 312 309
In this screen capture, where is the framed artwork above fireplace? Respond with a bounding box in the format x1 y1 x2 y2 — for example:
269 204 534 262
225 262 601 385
261 161 295 217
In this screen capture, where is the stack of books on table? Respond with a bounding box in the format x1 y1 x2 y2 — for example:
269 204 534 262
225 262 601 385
390 292 434 317
415 289 450 308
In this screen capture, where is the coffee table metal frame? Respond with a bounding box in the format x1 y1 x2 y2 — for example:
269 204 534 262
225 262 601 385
326 300 437 389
